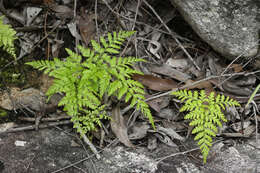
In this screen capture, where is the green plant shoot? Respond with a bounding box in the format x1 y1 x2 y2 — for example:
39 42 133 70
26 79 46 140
26 31 154 136
0 16 17 58
171 90 240 163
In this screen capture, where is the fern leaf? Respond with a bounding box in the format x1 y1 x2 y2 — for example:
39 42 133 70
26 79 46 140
100 36 108 48
0 16 17 58
125 92 132 103
117 85 128 99
107 33 113 44
172 89 240 163
91 40 102 53
108 80 122 96
106 48 119 54
26 30 154 139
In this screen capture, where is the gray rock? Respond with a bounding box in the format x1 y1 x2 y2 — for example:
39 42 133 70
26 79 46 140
203 141 259 173
170 0 259 59
100 146 158 173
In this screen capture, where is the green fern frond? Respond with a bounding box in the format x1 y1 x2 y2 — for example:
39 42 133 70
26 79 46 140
0 16 17 58
26 30 154 136
172 90 240 163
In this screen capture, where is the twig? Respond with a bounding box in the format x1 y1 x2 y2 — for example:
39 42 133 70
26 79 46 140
0 120 71 134
155 140 223 163
73 121 101 160
73 0 77 18
18 115 71 122
131 0 140 31
95 0 100 40
155 147 200 163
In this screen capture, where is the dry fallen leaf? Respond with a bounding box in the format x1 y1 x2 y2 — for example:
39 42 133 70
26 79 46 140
128 122 150 140
49 4 73 19
79 8 96 46
157 126 185 141
148 64 191 83
132 74 178 91
110 105 135 148
146 95 170 112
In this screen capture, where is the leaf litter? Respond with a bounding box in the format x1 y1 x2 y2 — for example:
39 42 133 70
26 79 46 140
0 0 259 172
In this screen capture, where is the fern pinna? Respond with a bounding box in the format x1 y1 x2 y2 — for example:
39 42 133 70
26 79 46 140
26 31 154 135
0 16 17 58
171 90 240 163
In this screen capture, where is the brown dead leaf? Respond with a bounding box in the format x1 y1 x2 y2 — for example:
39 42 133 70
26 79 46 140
146 95 170 112
110 105 135 148
49 4 73 18
184 79 215 95
43 0 53 5
222 81 252 96
229 64 243 73
132 74 178 91
79 8 96 46
148 64 191 83
128 122 150 140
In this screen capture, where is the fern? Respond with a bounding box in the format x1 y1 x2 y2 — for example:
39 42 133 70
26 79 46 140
171 90 240 163
26 31 154 135
0 16 17 58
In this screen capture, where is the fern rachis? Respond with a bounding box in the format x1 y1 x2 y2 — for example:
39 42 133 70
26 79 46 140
171 90 240 163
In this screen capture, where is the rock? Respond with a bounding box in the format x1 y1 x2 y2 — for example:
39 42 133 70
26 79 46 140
206 142 258 173
0 87 45 111
170 0 259 59
100 146 158 173
0 87 61 111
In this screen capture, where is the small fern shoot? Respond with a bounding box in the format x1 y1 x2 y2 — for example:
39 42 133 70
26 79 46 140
171 90 240 163
0 16 17 58
26 31 154 135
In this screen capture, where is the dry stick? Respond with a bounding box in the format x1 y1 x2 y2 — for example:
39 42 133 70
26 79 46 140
155 140 222 164
73 0 80 54
142 0 200 71
95 0 100 41
123 0 140 58
18 115 71 122
14 26 66 32
0 120 71 134
155 146 200 163
73 0 77 18
131 0 141 31
79 128 101 160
